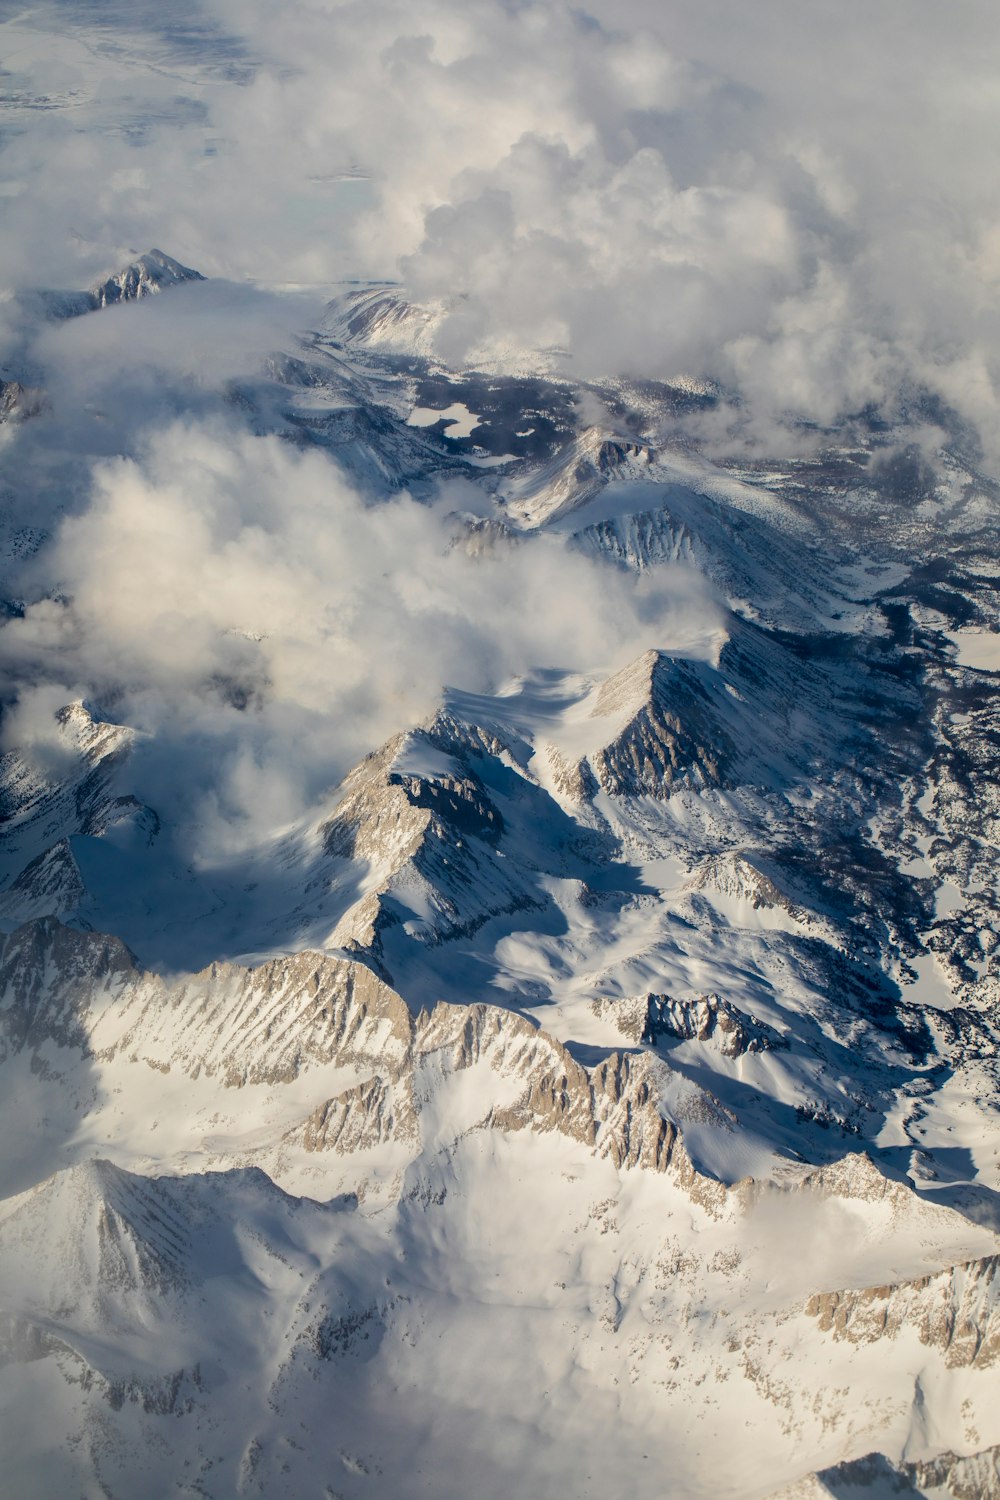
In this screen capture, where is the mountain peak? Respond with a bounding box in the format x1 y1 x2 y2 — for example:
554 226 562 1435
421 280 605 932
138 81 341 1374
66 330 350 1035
89 249 205 308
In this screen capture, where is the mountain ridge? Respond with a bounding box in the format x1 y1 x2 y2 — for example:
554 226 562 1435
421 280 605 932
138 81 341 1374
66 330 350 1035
0 249 999 1498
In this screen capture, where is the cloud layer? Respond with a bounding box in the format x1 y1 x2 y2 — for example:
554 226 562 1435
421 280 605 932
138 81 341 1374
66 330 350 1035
0 0 997 865
3 0 1000 446
0 420 715 855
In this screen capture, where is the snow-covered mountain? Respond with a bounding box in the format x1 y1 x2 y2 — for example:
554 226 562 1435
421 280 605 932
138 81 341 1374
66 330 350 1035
0 256 998 1499
87 248 205 307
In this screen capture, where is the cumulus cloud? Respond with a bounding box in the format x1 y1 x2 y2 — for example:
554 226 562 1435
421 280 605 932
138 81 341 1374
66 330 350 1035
0 421 716 855
1 0 999 864
3 0 1000 447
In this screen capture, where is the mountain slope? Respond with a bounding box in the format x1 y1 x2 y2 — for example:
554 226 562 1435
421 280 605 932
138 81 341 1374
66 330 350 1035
1 255 999 1498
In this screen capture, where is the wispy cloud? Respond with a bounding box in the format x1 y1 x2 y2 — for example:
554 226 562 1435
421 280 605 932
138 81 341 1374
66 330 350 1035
0 416 716 854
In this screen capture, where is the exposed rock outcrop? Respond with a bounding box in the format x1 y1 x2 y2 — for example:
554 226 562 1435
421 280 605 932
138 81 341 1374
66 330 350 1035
806 1254 1000 1368
642 991 785 1056
0 917 411 1086
88 249 204 307
801 1441 1000 1499
595 990 784 1056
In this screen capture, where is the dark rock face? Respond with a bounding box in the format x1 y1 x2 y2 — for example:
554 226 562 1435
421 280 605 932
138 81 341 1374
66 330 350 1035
89 249 204 307
641 992 786 1057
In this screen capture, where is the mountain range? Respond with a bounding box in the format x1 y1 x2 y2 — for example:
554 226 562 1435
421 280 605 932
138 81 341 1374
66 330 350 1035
0 250 998 1499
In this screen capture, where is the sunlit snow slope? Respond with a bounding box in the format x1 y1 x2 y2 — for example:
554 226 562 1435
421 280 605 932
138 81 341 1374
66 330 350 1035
0 256 999 1500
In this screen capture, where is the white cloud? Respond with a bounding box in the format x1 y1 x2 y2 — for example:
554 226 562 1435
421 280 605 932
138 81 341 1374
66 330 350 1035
3 1 1000 446
2 0 999 860
0 421 717 854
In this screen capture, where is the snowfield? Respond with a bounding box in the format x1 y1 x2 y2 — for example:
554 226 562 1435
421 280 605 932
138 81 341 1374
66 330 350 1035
0 249 999 1499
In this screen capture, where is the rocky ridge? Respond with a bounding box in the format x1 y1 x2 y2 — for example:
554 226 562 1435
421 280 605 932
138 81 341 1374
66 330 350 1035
1 255 999 1497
